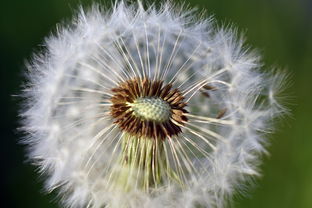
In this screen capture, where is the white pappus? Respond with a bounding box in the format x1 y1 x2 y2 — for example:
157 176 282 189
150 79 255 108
20 2 287 208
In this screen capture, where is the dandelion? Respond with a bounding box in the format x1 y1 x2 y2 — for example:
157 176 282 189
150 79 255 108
20 2 287 208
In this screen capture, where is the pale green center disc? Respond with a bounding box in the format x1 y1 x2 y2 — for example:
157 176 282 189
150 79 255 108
128 97 171 123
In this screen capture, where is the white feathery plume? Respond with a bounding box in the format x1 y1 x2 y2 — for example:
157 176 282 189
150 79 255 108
20 2 287 208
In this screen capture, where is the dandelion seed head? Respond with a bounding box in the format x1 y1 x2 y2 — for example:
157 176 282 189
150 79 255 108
20 2 287 208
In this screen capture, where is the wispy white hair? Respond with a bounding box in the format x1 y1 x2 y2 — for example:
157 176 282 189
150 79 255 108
20 2 287 208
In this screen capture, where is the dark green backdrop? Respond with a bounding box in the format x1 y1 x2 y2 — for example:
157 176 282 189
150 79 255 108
2 0 312 207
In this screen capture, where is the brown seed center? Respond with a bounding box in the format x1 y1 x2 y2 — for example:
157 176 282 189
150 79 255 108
110 78 188 140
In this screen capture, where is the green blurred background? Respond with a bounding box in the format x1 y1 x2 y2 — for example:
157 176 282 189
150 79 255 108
1 0 311 207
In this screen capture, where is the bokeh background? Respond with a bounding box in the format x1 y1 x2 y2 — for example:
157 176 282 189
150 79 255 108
1 0 312 207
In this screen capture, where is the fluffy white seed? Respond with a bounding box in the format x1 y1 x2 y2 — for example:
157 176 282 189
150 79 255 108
20 2 286 208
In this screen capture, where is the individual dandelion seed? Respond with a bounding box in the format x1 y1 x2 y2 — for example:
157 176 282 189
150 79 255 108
20 2 287 208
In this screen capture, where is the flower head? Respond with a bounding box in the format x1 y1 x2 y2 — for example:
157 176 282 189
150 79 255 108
21 2 286 208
